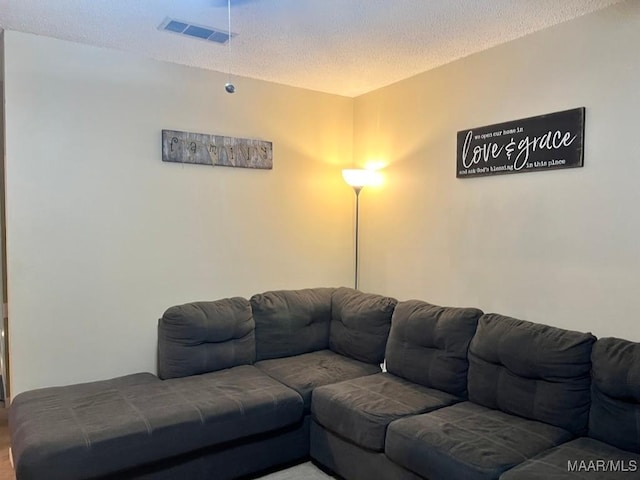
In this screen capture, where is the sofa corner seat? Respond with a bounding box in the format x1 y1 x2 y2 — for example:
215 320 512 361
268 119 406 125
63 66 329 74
255 350 380 412
251 287 397 411
310 299 483 480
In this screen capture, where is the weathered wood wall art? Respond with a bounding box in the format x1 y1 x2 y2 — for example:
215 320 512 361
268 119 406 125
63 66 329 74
162 130 273 169
456 107 585 178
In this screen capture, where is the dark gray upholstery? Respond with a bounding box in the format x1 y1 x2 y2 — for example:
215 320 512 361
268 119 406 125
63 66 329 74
162 365 304 444
386 299 482 396
251 288 333 361
312 372 459 451
468 313 596 435
10 374 161 480
21 288 640 480
589 337 640 453
386 401 573 480
104 418 311 480
500 437 640 480
255 349 380 411
330 287 397 364
157 297 255 379
500 338 640 480
9 367 303 480
311 420 423 480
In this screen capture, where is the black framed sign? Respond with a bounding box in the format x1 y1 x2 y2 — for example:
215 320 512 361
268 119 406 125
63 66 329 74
456 107 585 178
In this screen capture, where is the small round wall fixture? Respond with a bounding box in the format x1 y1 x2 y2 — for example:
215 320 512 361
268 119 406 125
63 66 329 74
224 0 236 93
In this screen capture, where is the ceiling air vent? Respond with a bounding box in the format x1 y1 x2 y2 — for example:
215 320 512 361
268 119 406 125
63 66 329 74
158 18 235 45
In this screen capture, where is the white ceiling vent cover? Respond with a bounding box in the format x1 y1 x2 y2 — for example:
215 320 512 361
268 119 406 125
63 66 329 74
158 18 235 45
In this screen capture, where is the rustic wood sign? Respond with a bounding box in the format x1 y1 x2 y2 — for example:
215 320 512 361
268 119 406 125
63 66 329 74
456 107 585 178
162 130 273 169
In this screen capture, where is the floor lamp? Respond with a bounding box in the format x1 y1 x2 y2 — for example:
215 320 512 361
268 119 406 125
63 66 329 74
342 169 376 290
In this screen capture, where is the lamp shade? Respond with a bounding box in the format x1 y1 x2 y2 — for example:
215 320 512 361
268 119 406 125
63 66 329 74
342 169 377 188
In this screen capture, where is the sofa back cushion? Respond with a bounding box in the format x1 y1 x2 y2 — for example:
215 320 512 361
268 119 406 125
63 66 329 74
386 300 483 397
468 314 595 435
329 287 397 364
158 297 255 379
589 337 640 452
251 288 334 361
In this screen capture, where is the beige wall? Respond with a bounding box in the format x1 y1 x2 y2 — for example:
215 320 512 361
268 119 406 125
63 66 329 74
3 31 354 395
5 1 640 395
354 1 640 341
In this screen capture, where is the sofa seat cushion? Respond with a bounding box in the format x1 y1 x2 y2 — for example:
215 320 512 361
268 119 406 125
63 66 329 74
499 437 640 479
162 365 304 443
251 288 334 361
312 372 459 452
468 314 595 436
385 299 482 397
10 367 303 480
330 288 397 364
385 402 573 480
158 297 255 379
255 349 380 411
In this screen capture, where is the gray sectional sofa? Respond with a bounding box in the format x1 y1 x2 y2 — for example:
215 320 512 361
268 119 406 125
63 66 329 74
8 287 640 480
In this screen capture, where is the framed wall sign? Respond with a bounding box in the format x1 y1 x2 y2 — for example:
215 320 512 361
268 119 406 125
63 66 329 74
162 129 273 170
456 107 585 178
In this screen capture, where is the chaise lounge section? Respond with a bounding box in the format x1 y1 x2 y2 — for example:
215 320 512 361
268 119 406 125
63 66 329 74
10 297 305 480
8 287 396 480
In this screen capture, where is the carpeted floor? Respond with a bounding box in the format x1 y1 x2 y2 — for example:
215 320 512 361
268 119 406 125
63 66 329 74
255 462 335 480
0 407 333 480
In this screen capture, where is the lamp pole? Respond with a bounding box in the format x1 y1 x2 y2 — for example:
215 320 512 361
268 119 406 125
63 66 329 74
353 186 363 290
342 169 376 291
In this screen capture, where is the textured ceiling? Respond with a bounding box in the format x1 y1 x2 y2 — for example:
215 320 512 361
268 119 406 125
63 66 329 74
0 0 624 97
